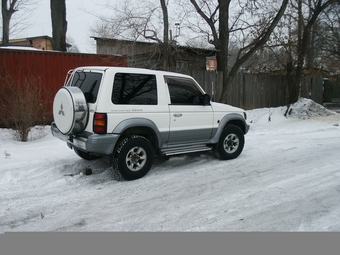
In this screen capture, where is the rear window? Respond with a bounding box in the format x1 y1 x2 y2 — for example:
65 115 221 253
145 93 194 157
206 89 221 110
68 71 102 103
112 73 157 105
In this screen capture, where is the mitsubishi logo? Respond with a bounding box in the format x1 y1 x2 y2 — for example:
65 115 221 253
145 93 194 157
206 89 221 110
58 103 65 116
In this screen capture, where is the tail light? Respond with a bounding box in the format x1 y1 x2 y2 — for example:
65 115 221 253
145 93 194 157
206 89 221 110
93 113 107 134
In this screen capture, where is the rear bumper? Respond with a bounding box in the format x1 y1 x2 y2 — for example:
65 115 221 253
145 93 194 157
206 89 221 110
51 122 120 155
51 122 70 142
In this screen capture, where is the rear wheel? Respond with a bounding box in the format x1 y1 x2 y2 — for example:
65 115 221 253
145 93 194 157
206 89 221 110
113 135 154 180
213 124 245 160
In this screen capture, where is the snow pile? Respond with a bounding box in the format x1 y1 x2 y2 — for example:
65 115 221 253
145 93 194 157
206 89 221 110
286 98 337 119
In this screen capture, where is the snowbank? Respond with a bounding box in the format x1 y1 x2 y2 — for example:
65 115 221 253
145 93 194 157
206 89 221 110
287 98 337 119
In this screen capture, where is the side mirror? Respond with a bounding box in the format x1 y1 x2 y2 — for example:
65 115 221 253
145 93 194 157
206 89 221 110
202 94 211 105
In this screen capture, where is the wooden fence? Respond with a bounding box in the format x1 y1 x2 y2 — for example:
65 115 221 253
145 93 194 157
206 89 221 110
190 70 324 110
323 77 340 102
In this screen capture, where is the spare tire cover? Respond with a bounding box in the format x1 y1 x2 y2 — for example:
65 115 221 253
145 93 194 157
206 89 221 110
53 86 88 135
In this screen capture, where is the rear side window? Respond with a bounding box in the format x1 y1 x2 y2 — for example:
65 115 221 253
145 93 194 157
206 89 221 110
68 71 102 103
112 73 157 105
165 76 204 105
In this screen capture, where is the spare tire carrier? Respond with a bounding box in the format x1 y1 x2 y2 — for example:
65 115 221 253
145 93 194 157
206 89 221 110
52 86 88 135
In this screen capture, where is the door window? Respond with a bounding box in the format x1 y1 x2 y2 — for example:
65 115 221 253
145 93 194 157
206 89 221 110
165 76 204 105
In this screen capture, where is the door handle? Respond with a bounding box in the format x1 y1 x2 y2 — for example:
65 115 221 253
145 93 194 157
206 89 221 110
173 113 182 117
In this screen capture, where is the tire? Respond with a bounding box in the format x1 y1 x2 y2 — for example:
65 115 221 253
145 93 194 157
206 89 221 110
74 148 102 160
113 135 154 180
213 124 245 160
53 86 88 135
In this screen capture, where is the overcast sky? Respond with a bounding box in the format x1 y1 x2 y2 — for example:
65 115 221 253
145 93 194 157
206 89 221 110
16 0 110 53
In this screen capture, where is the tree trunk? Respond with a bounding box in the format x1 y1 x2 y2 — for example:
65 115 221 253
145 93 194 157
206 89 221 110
219 0 288 104
50 0 67 51
1 9 11 45
160 0 170 71
1 0 18 45
216 0 230 102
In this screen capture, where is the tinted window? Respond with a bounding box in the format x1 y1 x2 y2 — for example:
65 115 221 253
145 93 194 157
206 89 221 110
166 76 204 105
112 73 157 105
68 71 102 103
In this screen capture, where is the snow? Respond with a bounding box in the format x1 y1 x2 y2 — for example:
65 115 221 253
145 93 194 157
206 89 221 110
0 46 41 51
1 98 340 232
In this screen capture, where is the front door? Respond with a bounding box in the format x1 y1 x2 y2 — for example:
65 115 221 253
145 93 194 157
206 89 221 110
165 76 213 145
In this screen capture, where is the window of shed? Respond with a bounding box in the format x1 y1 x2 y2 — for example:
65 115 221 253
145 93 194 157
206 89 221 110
176 61 188 72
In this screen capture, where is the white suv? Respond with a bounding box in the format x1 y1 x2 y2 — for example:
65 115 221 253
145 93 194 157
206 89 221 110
51 66 249 180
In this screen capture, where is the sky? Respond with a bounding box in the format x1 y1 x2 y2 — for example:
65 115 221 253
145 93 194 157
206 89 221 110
16 0 110 53
1 98 340 232
13 0 201 53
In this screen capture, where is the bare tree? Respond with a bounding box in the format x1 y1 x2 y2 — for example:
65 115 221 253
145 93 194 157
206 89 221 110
317 5 340 74
186 0 289 103
1 0 36 45
50 0 67 51
90 0 181 70
1 0 16 44
66 36 80 53
292 0 338 103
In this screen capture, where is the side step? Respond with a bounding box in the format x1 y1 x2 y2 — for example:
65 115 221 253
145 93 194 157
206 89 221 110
161 144 212 156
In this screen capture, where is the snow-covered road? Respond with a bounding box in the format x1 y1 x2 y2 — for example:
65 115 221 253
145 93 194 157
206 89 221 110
1 99 340 232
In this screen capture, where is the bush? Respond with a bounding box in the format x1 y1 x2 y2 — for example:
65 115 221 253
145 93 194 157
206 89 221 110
0 71 51 142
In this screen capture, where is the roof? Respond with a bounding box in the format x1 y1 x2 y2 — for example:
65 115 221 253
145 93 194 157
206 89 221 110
72 66 195 78
7 35 52 43
3 35 72 48
92 37 216 55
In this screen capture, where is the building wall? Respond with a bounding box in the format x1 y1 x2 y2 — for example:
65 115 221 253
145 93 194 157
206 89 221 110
95 38 215 74
7 37 53 50
96 39 159 56
29 38 53 50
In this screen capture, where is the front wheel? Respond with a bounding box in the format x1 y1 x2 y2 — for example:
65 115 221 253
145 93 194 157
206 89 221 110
213 124 245 160
113 135 154 180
